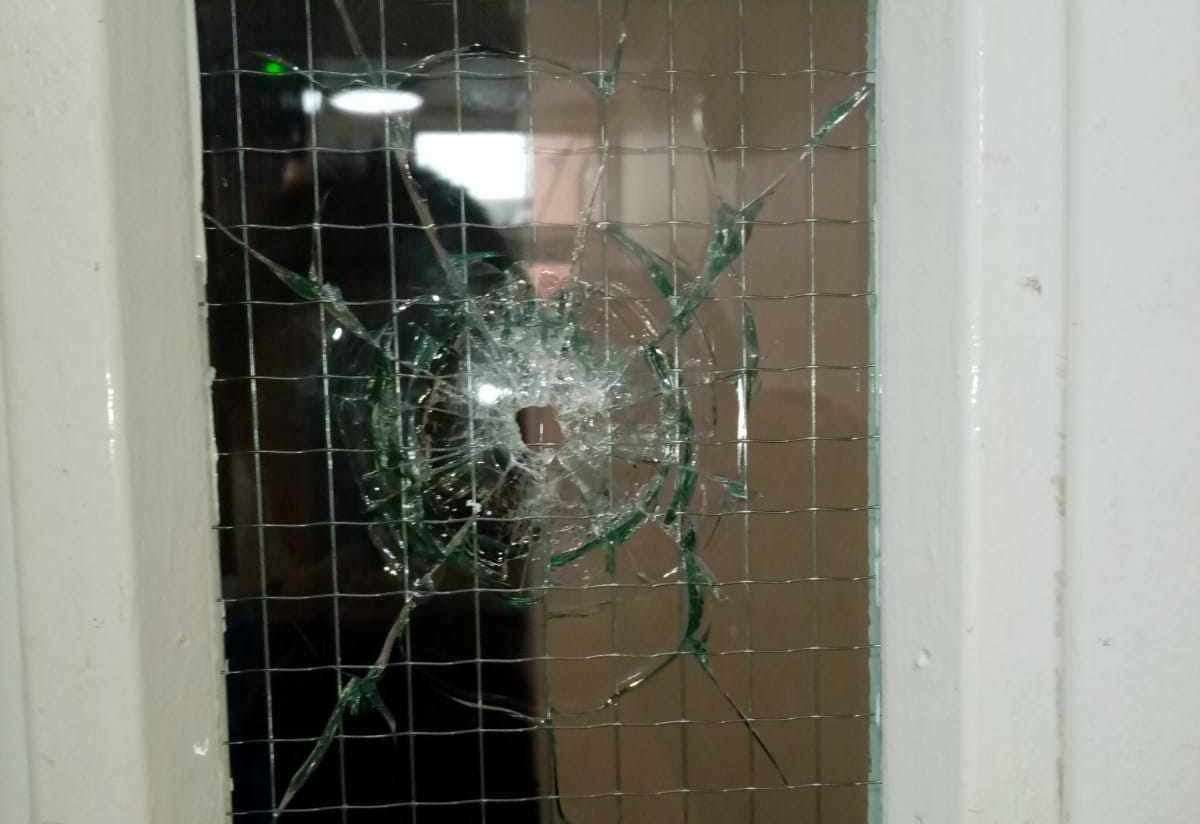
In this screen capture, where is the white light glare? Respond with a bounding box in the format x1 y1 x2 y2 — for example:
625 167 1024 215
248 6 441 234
412 133 530 203
299 88 324 115
414 132 530 201
476 383 511 406
329 87 423 116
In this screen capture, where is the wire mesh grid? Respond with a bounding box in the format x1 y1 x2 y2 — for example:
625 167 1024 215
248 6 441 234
197 1 876 822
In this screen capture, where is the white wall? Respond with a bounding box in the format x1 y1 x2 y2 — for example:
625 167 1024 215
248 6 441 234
1064 3 1200 822
879 2 1200 822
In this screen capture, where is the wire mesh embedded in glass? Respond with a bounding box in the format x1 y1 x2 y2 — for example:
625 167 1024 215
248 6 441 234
196 1 876 821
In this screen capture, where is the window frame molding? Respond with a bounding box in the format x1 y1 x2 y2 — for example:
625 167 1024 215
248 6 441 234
876 2 1067 821
0 1 228 820
1 1 1066 820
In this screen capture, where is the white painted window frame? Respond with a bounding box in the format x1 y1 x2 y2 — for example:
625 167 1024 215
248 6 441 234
876 3 1067 822
0 1 1069 821
876 1 1200 821
0 1 229 821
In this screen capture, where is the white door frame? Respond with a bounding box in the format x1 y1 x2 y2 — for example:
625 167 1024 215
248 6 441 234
876 1 1067 821
0 1 228 821
878 2 1200 823
0 1 1074 820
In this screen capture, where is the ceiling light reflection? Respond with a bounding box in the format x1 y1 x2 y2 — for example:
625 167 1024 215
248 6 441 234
329 87 423 116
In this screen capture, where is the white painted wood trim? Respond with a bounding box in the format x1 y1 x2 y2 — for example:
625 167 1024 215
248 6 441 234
0 1 228 821
876 3 1068 822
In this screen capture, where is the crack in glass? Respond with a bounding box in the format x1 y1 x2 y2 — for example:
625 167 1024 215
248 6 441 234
207 12 870 815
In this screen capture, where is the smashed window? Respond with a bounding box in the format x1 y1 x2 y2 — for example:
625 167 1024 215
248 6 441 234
199 2 875 821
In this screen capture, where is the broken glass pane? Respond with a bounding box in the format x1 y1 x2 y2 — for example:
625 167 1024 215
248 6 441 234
199 1 874 820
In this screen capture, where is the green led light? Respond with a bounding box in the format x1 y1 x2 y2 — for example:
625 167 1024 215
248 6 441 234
262 59 285 75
